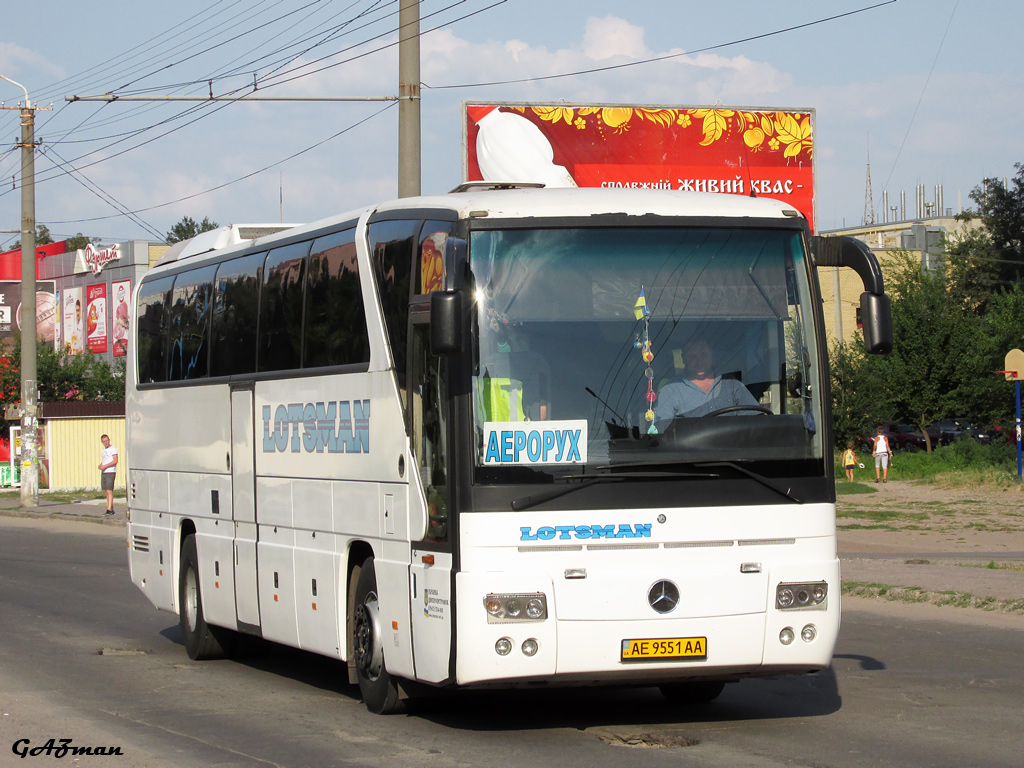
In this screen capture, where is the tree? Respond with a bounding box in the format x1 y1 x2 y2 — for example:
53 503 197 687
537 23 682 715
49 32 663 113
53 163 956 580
166 215 219 244
66 233 101 251
0 341 124 438
8 224 53 251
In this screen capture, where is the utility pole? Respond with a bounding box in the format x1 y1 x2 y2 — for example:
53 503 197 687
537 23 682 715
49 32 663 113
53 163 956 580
398 0 421 197
1 74 41 507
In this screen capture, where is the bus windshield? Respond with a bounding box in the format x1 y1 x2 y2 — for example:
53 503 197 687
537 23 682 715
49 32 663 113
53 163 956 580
469 225 823 475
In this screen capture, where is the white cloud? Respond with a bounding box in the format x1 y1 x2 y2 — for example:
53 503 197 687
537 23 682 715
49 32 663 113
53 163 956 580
582 16 649 61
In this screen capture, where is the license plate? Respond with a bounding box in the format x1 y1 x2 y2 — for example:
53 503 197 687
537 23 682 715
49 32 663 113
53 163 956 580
620 637 707 662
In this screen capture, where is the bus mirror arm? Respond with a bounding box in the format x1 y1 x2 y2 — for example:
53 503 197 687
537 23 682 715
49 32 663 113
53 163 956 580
430 290 463 356
812 235 893 355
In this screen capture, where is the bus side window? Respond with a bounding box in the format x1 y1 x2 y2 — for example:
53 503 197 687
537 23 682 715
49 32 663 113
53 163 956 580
136 276 175 384
368 219 420 391
211 251 265 377
304 229 370 368
167 266 216 382
259 241 310 372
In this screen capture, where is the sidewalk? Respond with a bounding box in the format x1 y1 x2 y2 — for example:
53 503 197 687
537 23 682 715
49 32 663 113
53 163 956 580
0 495 126 526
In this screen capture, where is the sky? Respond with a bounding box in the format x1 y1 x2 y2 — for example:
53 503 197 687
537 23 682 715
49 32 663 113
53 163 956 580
0 0 1021 248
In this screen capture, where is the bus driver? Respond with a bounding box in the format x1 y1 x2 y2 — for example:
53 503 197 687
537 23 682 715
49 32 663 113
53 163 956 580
654 339 759 420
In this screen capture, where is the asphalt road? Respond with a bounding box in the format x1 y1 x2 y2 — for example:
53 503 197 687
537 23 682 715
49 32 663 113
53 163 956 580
0 516 1021 768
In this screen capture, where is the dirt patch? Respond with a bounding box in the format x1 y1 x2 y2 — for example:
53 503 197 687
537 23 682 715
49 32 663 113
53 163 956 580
837 480 1024 554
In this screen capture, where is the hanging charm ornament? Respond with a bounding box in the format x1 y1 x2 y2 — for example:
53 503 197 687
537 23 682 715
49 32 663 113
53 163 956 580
635 286 658 434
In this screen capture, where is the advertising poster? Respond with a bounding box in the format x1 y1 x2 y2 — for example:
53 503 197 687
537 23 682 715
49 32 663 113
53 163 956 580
86 284 107 354
111 279 131 357
0 281 58 343
464 103 816 231
62 286 85 355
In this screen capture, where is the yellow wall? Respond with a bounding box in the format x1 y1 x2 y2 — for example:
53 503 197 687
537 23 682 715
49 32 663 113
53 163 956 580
45 418 127 490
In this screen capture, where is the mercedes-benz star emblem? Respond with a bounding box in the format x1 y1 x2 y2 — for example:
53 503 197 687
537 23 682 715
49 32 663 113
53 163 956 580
647 580 680 614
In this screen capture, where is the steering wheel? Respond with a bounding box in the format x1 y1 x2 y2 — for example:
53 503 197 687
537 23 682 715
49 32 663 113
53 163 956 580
702 405 773 418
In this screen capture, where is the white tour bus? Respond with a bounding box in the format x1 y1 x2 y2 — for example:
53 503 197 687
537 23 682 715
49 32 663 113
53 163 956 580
126 186 891 713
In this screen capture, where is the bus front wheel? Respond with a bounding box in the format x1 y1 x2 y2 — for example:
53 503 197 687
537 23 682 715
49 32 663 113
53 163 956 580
351 557 405 714
178 534 235 660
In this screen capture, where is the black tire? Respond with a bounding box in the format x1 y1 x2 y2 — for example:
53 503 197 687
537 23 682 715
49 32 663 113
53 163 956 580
659 680 727 704
178 534 235 660
351 557 405 714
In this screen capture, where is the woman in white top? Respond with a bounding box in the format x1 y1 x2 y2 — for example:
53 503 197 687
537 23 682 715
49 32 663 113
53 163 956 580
872 426 892 483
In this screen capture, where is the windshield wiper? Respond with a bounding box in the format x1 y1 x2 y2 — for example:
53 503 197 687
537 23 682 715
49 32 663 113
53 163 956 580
695 461 803 504
510 468 718 511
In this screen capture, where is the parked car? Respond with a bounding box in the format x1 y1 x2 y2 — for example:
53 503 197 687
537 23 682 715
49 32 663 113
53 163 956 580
856 422 926 453
924 417 991 446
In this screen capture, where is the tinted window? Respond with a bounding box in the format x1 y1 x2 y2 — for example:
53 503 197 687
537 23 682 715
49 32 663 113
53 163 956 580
211 251 265 377
167 265 216 381
304 229 370 368
368 220 419 386
259 241 309 372
136 276 174 383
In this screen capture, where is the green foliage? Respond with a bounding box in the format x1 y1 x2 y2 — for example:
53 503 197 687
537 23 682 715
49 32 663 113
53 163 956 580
166 215 219 244
65 233 101 251
0 340 124 438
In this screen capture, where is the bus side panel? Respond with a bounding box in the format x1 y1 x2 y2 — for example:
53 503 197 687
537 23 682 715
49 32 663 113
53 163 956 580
128 387 231 477
126 507 176 613
294 530 342 658
195 529 237 630
373 540 416 679
258 524 298 647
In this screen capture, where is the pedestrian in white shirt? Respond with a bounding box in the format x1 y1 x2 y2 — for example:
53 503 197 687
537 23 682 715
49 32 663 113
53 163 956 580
99 434 118 515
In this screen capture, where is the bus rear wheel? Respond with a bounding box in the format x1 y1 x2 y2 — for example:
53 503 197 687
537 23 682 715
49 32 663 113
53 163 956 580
178 534 235 660
351 557 405 714
659 680 726 704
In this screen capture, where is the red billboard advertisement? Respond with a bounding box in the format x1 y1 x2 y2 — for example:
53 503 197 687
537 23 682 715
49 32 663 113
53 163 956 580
464 103 815 231
111 279 131 357
86 283 107 354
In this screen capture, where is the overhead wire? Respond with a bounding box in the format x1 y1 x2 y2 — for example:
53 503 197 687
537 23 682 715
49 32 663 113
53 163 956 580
424 0 898 90
40 145 167 240
46 101 397 225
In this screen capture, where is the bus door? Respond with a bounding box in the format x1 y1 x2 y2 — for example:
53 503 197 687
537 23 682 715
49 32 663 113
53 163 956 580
230 383 261 630
408 313 454 683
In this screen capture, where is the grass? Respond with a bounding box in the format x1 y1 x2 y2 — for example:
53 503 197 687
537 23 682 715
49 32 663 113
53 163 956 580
842 580 1024 615
835 438 1024 490
959 560 1024 573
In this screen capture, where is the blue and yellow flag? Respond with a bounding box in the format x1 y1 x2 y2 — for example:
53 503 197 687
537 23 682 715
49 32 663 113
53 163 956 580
634 286 650 320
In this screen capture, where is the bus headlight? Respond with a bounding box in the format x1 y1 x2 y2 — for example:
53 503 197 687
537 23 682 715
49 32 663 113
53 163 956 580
484 593 548 623
775 581 827 610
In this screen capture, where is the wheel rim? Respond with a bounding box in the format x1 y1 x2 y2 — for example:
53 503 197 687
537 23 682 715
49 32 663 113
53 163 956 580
184 565 199 633
354 590 384 681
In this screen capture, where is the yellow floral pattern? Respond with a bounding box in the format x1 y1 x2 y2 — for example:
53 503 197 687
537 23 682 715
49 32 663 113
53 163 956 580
521 105 813 159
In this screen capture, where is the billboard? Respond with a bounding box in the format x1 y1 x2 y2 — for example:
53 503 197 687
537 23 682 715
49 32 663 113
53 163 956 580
464 103 815 231
86 284 108 354
62 287 85 355
0 282 57 344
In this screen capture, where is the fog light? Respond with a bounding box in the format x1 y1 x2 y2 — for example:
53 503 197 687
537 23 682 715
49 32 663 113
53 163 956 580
495 637 513 656
801 624 817 643
522 638 539 656
779 627 795 645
